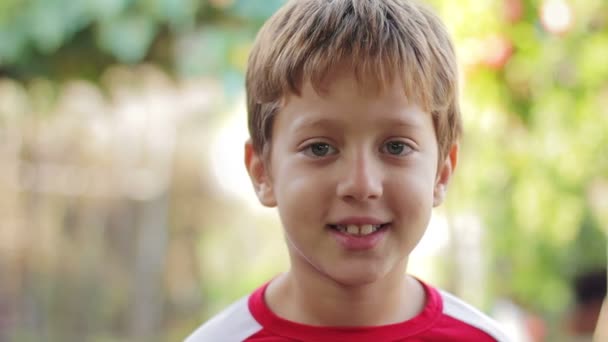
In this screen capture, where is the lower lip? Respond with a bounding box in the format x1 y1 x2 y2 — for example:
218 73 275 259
329 225 389 250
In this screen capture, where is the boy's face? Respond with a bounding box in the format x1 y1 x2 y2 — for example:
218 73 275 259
246 70 457 286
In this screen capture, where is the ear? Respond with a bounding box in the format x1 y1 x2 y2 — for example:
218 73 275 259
433 143 459 207
245 140 277 207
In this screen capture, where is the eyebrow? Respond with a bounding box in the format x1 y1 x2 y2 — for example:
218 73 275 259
291 115 423 131
291 117 342 131
379 117 423 129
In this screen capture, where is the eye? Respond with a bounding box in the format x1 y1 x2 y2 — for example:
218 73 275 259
303 142 338 157
382 140 413 156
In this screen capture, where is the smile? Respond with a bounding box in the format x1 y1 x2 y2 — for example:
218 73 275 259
328 223 389 236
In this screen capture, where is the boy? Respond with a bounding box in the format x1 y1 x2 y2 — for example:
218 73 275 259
187 0 510 340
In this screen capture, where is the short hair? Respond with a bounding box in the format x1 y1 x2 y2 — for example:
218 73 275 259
246 0 461 163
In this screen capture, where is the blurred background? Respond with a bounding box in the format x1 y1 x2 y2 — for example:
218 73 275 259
0 0 607 341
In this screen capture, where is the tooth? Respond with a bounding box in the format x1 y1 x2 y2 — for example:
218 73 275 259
360 224 373 235
338 225 347 232
346 224 359 235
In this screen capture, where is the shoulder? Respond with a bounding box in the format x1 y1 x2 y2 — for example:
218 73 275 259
437 289 511 342
184 295 263 342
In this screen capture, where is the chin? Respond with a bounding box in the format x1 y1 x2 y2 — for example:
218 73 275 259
325 267 387 287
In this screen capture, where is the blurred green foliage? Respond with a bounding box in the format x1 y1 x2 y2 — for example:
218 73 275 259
0 0 283 81
437 0 608 316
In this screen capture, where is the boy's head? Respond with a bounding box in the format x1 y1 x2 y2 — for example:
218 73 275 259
246 0 461 164
244 0 461 286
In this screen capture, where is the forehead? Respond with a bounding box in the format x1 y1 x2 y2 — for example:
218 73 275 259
304 62 410 99
286 68 413 110
279 71 430 130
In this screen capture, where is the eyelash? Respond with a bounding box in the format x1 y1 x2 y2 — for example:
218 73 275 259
302 142 338 158
380 140 414 156
301 140 414 158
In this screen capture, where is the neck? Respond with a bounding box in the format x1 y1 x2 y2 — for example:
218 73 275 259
265 259 425 327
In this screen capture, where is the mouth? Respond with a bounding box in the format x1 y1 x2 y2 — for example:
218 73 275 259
327 223 390 236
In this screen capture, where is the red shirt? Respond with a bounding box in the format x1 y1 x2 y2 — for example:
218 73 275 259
186 280 510 341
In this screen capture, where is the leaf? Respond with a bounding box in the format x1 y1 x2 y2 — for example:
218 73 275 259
0 24 27 64
97 14 158 63
27 1 69 53
152 0 200 30
87 0 128 20
229 0 286 22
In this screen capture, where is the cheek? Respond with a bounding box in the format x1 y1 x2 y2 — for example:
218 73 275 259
388 172 435 218
274 166 333 227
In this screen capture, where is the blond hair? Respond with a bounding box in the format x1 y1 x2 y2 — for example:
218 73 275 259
246 0 461 163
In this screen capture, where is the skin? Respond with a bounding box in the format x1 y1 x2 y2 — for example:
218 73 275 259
245 69 458 327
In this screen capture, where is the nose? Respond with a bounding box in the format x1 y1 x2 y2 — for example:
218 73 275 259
336 152 383 202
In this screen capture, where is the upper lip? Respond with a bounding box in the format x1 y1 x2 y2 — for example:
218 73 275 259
330 216 388 225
